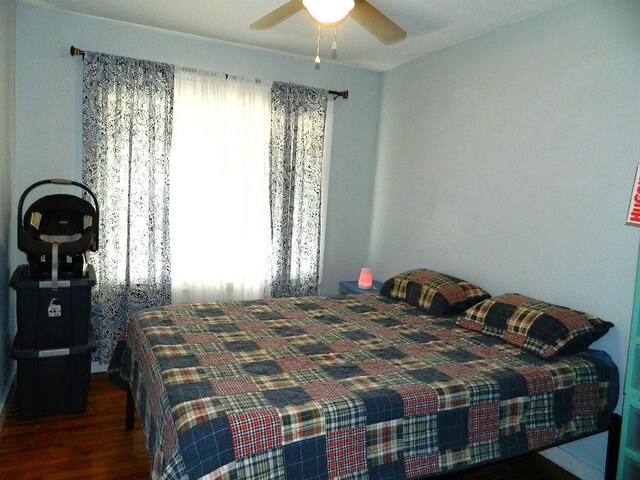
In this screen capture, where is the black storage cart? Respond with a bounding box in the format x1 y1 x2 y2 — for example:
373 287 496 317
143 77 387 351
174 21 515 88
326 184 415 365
10 265 96 349
11 179 99 420
10 327 96 420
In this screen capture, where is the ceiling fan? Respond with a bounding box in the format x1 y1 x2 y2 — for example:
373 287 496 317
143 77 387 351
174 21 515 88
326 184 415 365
250 0 407 45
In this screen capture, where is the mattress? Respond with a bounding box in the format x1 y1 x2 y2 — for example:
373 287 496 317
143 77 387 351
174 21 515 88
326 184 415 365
119 294 618 480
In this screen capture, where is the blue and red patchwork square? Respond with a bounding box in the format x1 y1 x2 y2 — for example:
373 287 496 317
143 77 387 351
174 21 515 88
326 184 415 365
404 453 441 478
182 332 223 344
303 380 351 400
320 397 367 432
525 392 554 430
572 383 600 416
235 447 286 479
468 401 499 443
367 459 406 480
328 340 360 353
263 386 312 408
257 337 289 349
437 363 477 379
499 397 526 434
237 320 270 331
211 376 259 396
490 371 528 400
403 414 438 457
366 418 404 467
243 360 283 376
324 364 366 380
276 356 317 372
437 407 470 452
408 367 451 383
526 428 556 449
359 359 400 375
326 426 368 478
283 436 328 479
281 404 325 444
228 408 281 457
371 317 403 328
553 387 575 426
179 417 235 480
359 389 404 424
519 366 554 395
298 342 333 356
371 347 407 360
225 340 260 352
395 385 439 416
499 431 528 458
342 329 375 341
272 325 306 337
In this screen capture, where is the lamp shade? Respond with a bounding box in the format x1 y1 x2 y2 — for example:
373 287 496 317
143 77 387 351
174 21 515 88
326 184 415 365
303 0 355 24
358 267 373 290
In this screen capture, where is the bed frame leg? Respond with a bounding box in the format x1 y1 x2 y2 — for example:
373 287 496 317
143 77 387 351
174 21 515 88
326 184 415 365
605 413 621 480
125 387 135 431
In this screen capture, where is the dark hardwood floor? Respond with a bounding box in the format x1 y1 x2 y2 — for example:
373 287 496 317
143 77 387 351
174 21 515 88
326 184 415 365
0 373 580 479
0 373 150 480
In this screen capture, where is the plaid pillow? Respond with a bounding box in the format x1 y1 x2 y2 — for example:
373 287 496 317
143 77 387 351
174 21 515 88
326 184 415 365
379 269 490 315
457 293 613 358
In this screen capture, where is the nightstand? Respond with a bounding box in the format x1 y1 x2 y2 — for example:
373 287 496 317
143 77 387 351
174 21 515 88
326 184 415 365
339 280 383 295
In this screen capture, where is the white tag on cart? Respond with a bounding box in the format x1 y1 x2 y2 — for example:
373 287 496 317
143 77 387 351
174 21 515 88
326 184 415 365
48 298 62 317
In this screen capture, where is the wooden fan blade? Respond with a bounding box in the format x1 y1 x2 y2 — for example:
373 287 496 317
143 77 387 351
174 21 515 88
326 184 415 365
350 0 407 44
250 0 304 30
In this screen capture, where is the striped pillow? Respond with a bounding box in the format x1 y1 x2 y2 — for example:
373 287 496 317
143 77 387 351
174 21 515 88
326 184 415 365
457 293 613 358
380 269 490 315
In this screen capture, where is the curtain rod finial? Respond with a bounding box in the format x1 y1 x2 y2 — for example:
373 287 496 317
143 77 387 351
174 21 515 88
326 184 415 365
70 46 85 58
328 89 348 100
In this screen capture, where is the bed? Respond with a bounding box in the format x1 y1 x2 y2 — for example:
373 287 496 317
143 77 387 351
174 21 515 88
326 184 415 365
116 269 620 480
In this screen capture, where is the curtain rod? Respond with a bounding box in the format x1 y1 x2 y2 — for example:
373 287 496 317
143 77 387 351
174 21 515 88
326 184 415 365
70 46 349 100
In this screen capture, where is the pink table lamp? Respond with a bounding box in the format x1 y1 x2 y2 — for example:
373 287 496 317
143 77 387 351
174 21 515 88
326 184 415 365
358 267 373 290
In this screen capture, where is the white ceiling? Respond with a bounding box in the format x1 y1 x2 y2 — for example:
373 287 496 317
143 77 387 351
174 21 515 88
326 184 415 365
23 0 571 71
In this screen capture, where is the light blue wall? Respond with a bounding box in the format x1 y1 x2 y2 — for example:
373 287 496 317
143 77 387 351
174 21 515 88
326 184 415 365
0 0 16 420
371 0 640 476
13 3 381 297
13 0 635 475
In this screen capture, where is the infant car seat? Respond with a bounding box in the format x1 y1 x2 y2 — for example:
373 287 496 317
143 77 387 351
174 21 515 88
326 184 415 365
17 179 99 280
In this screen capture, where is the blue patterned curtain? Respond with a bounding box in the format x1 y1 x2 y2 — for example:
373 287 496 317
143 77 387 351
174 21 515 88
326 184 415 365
269 82 328 297
82 52 174 363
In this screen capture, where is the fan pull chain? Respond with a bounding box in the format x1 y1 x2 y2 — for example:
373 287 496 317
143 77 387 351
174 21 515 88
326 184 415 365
315 24 321 64
315 25 339 64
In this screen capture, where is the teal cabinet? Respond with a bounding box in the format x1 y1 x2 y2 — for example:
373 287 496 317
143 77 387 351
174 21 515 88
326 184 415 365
618 251 640 479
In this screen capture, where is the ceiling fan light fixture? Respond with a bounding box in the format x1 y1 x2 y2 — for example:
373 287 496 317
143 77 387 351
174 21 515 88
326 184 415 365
303 0 355 25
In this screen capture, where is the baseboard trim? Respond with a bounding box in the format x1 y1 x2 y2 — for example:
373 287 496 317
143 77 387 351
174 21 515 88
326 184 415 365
0 370 16 432
91 361 107 373
541 447 604 480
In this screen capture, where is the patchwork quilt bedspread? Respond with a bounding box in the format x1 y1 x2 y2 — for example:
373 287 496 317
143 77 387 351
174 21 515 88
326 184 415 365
119 294 618 480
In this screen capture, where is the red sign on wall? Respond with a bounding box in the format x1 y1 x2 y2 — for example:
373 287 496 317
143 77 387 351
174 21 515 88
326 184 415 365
627 165 640 226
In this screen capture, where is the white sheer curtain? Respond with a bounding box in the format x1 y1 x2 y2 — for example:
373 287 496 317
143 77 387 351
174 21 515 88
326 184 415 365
170 68 272 303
